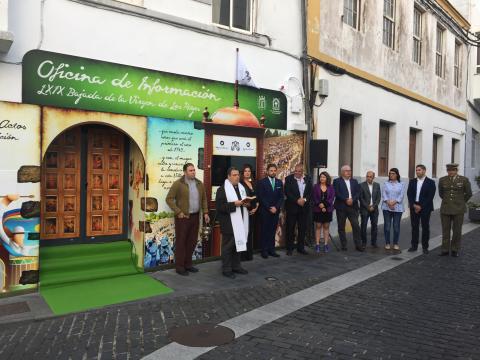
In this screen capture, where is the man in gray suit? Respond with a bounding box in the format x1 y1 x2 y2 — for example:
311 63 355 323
359 171 381 249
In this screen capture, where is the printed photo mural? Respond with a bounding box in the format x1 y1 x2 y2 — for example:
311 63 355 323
145 117 205 269
263 129 305 247
0 101 41 293
144 117 305 268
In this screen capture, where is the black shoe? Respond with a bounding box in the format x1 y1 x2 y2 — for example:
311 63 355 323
355 246 364 252
176 269 189 276
269 252 280 258
186 267 199 273
439 251 450 256
233 268 248 275
297 249 308 255
286 250 293 256
341 246 348 251
261 253 268 259
407 247 418 252
451 251 459 257
222 271 236 279
371 244 378 248
422 249 429 255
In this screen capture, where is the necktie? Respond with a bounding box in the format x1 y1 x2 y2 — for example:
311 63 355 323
271 177 275 190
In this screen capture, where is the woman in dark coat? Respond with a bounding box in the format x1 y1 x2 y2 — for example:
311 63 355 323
312 171 335 253
240 164 258 261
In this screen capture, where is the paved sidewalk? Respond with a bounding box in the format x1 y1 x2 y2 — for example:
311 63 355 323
198 226 480 360
0 209 474 359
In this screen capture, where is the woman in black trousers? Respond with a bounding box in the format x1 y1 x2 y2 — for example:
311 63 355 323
240 164 258 261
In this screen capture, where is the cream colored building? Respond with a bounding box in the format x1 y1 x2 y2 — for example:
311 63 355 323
307 0 470 192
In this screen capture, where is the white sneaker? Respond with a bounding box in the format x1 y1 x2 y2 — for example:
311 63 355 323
393 244 400 250
385 244 391 250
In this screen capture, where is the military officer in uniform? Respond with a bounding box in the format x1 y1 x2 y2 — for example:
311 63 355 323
439 163 472 257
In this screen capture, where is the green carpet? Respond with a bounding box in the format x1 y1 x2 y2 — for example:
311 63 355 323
39 241 172 315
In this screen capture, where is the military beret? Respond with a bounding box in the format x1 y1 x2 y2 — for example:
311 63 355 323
446 163 459 170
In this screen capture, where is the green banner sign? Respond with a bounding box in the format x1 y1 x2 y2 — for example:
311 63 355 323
22 50 287 129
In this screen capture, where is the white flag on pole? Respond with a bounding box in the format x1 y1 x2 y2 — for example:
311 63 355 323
237 53 258 88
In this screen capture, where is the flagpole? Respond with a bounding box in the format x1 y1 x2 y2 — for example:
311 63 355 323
234 48 239 109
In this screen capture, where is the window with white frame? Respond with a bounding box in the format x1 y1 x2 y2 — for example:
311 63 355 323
435 26 445 77
383 0 395 48
212 0 252 33
413 7 422 64
343 0 359 29
454 40 461 87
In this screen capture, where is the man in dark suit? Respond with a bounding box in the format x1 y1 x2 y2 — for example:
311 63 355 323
359 171 381 249
333 165 362 251
407 164 437 254
257 163 284 258
215 167 249 279
284 164 312 255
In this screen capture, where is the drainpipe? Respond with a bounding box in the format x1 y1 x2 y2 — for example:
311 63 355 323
301 0 312 177
301 0 314 243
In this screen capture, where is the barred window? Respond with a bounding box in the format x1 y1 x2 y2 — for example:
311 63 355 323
343 0 359 29
383 0 395 48
413 7 422 64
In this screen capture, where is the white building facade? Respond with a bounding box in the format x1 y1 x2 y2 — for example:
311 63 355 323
453 0 480 193
0 0 309 295
0 0 306 128
308 0 470 200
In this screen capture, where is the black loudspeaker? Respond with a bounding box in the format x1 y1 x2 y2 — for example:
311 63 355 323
310 140 328 168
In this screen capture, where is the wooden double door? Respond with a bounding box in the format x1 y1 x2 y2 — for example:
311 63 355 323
41 125 127 242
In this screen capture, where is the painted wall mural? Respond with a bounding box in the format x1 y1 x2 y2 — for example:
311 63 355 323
145 117 205 268
144 117 305 268
128 140 145 270
263 129 305 248
0 102 41 293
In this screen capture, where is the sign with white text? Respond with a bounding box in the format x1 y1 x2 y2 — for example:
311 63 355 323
22 50 287 129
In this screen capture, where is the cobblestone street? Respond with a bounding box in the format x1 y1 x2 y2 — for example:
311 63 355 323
199 227 480 360
0 212 478 360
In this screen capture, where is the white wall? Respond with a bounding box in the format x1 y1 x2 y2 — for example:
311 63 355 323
314 68 466 181
461 0 480 191
0 0 305 127
317 0 467 114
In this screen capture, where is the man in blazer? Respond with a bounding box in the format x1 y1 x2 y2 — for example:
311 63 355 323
333 165 362 251
284 164 312 255
407 164 437 254
359 171 381 249
257 163 284 258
